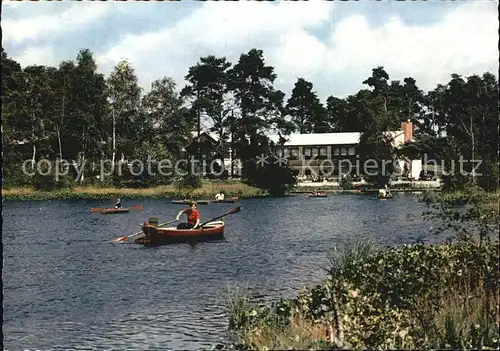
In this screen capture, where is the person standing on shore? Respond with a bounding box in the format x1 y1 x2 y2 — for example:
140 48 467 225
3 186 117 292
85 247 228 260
385 184 392 196
215 191 225 201
176 200 200 230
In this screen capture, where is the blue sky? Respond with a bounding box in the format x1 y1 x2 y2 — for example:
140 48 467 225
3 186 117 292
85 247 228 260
3 0 498 101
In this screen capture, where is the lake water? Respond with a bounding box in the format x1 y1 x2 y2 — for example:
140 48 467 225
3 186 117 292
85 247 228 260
3 194 437 350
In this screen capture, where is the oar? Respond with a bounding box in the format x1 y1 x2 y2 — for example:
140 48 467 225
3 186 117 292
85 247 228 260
92 205 143 213
197 206 242 228
111 218 178 243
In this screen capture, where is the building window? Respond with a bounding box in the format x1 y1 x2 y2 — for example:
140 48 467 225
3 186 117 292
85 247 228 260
333 147 340 156
304 147 311 158
348 147 356 156
290 148 299 159
311 147 319 157
284 148 291 158
341 147 347 156
275 147 284 157
319 147 327 157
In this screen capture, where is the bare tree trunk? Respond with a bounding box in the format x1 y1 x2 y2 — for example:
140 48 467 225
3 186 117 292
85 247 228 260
327 286 344 347
56 126 63 161
470 115 476 184
112 105 116 167
31 119 36 165
458 115 477 184
219 124 225 177
80 127 86 183
59 94 65 160
230 110 235 177
197 90 201 175
32 144 36 165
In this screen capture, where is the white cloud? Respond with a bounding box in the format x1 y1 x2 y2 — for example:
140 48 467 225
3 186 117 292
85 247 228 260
97 0 497 99
96 1 335 91
319 1 498 93
15 46 56 67
2 0 22 8
2 3 112 45
4 1 497 100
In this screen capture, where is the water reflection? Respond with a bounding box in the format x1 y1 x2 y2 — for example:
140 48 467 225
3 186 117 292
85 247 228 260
3 194 439 350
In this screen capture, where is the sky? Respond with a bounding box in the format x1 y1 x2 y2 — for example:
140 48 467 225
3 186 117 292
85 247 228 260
2 0 498 102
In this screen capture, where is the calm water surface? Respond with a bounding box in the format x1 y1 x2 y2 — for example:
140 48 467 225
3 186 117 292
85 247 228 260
3 194 436 350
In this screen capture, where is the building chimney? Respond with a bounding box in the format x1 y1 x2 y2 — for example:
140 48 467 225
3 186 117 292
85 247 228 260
402 119 412 142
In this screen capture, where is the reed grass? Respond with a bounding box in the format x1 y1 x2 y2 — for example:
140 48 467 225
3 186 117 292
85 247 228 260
222 239 499 350
2 181 264 200
327 237 379 278
225 286 330 350
240 313 329 350
413 281 499 349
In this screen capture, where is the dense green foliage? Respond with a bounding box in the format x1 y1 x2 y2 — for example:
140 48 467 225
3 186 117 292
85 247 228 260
216 191 499 350
2 48 498 193
224 240 498 350
422 188 499 245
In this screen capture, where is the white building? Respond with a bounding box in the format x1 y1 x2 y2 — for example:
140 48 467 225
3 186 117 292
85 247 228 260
184 120 421 179
266 120 419 179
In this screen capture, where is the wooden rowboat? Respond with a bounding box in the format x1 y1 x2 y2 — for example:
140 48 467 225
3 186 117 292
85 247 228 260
171 198 237 205
378 194 394 199
135 220 225 246
100 208 131 214
309 193 327 198
91 205 144 214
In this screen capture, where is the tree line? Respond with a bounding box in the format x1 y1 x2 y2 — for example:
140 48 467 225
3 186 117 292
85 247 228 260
2 47 498 193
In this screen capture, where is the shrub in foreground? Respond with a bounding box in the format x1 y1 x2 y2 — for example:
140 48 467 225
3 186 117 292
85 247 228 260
223 240 499 350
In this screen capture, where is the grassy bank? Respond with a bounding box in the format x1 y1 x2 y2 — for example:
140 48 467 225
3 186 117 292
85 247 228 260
2 181 264 201
293 187 441 194
218 239 499 350
214 189 500 350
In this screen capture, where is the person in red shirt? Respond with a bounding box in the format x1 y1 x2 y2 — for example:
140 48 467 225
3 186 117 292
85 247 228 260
176 200 200 229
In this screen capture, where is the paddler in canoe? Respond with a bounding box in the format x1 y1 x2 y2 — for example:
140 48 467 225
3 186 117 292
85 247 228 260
175 200 201 230
214 191 225 201
115 197 122 209
378 184 392 198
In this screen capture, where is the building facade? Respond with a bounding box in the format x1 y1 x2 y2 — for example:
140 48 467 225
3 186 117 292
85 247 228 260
268 120 416 179
184 120 420 180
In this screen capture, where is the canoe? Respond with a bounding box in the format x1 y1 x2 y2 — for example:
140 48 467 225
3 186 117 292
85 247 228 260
378 194 394 199
92 205 143 214
309 193 327 198
135 220 225 246
171 198 237 204
100 208 131 214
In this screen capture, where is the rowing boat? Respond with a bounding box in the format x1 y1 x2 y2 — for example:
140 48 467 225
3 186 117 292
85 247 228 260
309 193 327 198
100 208 131 214
91 205 144 214
171 198 237 204
135 220 225 246
378 194 394 199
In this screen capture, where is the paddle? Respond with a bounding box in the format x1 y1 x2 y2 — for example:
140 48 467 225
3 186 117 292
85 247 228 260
196 206 242 229
111 218 178 243
92 205 143 213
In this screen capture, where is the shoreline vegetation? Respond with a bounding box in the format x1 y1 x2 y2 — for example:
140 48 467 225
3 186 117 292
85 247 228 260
208 189 499 350
1 181 448 201
217 240 499 350
3 49 498 201
1 181 265 201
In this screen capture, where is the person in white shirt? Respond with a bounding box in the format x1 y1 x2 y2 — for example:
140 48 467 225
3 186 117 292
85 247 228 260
214 191 225 201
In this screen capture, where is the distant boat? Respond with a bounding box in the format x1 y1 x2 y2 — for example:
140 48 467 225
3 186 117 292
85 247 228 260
171 197 238 205
309 192 327 198
91 205 144 214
